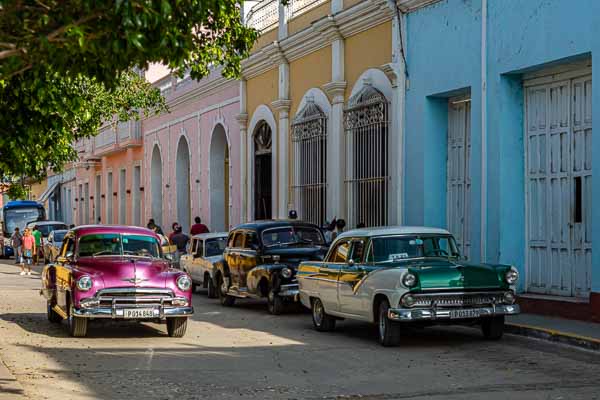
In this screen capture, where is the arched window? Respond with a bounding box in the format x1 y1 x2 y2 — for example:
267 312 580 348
344 84 389 228
291 99 327 225
254 121 272 220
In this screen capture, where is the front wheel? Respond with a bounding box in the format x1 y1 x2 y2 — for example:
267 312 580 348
68 305 88 337
377 299 401 346
166 317 188 337
311 298 336 332
217 275 235 307
267 290 285 315
481 316 505 340
47 302 62 323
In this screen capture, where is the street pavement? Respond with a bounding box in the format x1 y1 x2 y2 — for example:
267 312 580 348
0 259 599 400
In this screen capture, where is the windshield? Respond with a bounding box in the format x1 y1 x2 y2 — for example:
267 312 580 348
4 208 45 235
205 238 227 257
77 233 161 258
53 231 67 242
36 224 68 237
262 226 325 247
367 235 460 263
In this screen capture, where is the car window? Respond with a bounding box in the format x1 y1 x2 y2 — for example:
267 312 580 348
244 232 258 250
261 226 324 247
77 233 160 258
62 237 75 257
350 240 366 263
328 240 351 263
227 232 236 248
53 231 66 242
233 232 244 248
205 238 227 257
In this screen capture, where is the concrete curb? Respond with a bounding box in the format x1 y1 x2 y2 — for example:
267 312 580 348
506 323 600 352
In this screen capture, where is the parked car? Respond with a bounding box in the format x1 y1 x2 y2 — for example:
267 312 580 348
43 229 67 263
216 221 328 314
40 225 193 337
179 232 228 298
297 226 520 346
26 220 68 239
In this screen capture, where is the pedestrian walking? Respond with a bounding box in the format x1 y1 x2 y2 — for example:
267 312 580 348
170 226 190 268
169 222 180 242
31 225 42 265
21 228 35 276
11 228 22 265
190 217 209 235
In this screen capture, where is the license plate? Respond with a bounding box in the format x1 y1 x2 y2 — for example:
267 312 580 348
124 308 156 319
449 309 482 319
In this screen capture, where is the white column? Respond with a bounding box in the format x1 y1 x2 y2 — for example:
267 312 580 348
271 98 292 219
323 29 346 221
236 112 248 223
331 0 343 13
278 1 287 40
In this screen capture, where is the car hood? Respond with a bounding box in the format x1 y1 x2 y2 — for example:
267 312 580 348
74 256 171 288
403 259 509 290
263 246 327 266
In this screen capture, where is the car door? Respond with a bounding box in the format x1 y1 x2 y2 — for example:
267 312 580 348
239 231 259 292
338 239 372 317
317 239 352 313
191 239 206 284
55 235 75 314
225 231 244 289
180 238 196 277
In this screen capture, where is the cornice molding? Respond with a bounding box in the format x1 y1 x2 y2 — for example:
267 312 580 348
236 113 249 126
322 81 347 102
271 99 292 112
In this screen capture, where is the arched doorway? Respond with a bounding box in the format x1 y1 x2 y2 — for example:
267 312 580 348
254 121 272 220
210 124 229 232
150 145 163 227
176 136 191 233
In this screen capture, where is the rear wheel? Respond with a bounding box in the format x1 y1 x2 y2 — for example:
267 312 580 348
68 304 88 337
207 276 217 299
481 316 505 340
47 302 62 323
377 299 401 346
311 298 336 332
166 317 188 337
267 289 285 315
217 274 235 307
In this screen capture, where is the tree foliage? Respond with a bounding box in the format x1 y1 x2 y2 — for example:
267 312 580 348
0 0 258 196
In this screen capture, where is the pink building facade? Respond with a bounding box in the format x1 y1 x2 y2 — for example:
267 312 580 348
142 69 241 234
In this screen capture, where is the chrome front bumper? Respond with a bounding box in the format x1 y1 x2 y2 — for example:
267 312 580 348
73 305 194 319
388 304 520 322
278 283 299 299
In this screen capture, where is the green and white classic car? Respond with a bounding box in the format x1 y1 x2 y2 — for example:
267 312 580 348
297 226 520 346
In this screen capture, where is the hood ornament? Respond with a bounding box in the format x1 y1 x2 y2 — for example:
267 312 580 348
122 277 148 285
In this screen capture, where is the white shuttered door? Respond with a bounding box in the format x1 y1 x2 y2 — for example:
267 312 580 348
525 72 592 298
447 98 471 259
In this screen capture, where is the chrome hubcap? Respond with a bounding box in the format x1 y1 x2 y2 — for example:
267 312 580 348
313 301 323 326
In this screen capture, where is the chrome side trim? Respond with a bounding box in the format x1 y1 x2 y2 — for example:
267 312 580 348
388 304 520 322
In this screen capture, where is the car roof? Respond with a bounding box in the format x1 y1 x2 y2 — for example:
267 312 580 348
191 232 228 240
233 220 322 232
70 225 159 238
336 226 451 240
27 221 67 227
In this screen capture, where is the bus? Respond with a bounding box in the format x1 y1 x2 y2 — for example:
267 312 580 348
2 200 46 257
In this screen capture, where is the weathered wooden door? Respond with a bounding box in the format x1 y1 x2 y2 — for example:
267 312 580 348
447 98 471 259
525 72 592 298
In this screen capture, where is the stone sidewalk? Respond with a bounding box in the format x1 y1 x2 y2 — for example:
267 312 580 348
507 313 600 351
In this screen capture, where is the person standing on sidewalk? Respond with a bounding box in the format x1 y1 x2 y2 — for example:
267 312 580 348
190 217 209 235
20 228 35 276
11 228 22 265
32 225 42 265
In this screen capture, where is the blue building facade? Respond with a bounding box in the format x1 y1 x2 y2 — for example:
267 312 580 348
403 0 600 318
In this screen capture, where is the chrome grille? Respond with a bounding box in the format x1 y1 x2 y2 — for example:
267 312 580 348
96 288 174 307
410 292 505 308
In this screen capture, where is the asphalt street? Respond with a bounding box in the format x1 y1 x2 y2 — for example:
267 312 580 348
0 260 598 400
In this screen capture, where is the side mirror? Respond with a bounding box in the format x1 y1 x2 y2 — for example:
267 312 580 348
65 251 73 259
348 259 355 267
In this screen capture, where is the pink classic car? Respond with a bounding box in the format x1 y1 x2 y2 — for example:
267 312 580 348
40 225 194 337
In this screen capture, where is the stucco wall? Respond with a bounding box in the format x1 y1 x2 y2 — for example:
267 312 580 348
405 0 600 293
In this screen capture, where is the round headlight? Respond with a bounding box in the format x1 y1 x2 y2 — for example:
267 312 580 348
281 267 292 279
402 272 417 288
176 275 192 291
401 294 416 307
77 276 93 291
505 267 519 285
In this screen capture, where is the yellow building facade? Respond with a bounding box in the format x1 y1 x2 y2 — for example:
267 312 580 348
240 0 410 228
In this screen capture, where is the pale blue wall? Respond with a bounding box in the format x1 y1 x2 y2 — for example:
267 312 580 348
404 0 600 293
